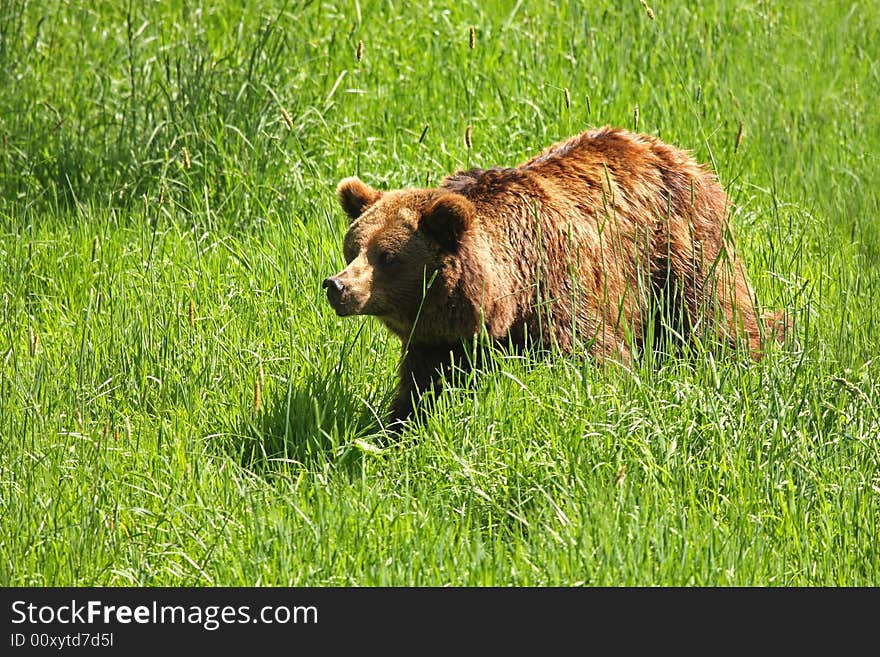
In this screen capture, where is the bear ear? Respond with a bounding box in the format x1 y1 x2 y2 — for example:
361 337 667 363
337 177 382 221
420 194 475 250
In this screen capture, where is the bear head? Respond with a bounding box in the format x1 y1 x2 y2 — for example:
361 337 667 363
323 176 485 342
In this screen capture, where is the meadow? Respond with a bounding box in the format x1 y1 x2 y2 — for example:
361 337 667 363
1 0 878 585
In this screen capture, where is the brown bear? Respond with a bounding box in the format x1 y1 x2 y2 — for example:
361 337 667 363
323 127 782 427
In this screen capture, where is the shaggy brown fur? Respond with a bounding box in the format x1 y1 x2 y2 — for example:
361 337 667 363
324 127 782 427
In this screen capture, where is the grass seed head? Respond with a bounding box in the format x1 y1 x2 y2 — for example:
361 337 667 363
640 0 655 20
564 87 571 109
734 120 745 152
633 104 640 131
182 146 191 170
280 106 294 130
469 26 476 49
254 377 262 411
188 298 195 327
614 464 627 486
465 124 472 149
356 39 363 61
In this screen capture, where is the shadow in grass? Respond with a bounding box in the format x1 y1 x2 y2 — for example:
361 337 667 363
226 370 392 476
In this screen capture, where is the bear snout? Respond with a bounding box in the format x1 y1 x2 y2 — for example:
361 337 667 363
322 276 345 294
322 276 349 315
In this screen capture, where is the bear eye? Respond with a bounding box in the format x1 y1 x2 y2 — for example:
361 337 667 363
377 250 395 267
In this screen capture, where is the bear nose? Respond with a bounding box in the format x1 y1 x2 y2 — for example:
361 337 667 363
322 276 345 295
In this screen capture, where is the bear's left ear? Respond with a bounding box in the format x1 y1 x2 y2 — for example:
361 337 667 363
420 193 474 250
337 176 383 221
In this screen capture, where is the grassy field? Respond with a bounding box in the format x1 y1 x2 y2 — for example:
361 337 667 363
1 0 878 586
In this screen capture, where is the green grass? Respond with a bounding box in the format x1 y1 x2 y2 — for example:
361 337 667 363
1 0 878 585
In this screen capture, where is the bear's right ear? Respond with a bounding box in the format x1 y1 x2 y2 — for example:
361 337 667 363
336 177 382 221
